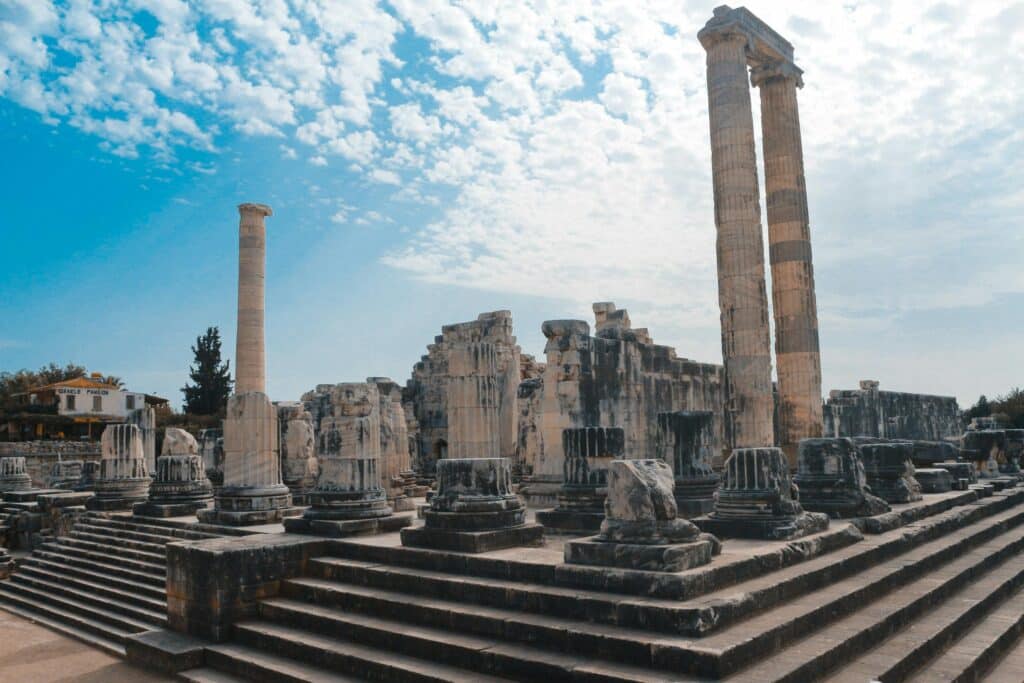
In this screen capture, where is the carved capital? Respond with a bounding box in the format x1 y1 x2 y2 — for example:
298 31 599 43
238 202 273 217
697 21 754 53
750 60 804 89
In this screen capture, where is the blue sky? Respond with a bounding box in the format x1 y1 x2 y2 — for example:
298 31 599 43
1 1 1021 409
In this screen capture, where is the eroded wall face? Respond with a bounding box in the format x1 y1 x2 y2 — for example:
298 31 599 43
403 311 522 475
528 304 726 485
823 382 962 441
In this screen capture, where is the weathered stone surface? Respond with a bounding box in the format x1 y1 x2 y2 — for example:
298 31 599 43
794 438 890 518
915 468 954 493
935 461 976 489
277 402 317 503
405 311 522 477
858 441 923 503
197 427 223 486
86 423 150 510
46 459 83 489
287 383 411 537
523 305 726 506
823 380 962 442
370 377 413 510
1004 429 1024 475
235 202 271 395
908 440 960 467
125 629 207 674
961 429 1006 479
167 534 326 641
536 426 624 534
134 428 214 518
128 404 157 473
198 391 292 525
657 411 720 517
699 447 829 540
401 457 542 552
565 460 720 572
0 456 34 493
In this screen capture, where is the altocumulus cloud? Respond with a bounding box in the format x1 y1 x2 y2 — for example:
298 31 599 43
2 1 1023 397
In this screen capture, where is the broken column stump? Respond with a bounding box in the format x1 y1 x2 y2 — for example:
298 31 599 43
536 427 624 534
0 456 34 493
914 468 954 493
794 438 889 518
86 423 151 511
134 428 214 518
696 447 829 540
657 411 720 517
401 457 543 552
565 459 721 572
858 442 923 504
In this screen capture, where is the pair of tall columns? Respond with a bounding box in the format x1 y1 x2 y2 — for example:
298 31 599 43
699 14 822 449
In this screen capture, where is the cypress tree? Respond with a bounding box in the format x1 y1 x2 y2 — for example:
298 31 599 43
181 327 233 414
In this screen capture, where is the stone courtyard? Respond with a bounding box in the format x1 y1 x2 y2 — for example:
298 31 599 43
2 5 1023 683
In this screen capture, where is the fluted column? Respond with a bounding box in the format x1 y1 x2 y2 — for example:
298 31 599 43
753 62 823 446
699 26 775 448
236 203 271 395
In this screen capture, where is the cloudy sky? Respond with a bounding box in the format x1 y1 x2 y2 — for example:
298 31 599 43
0 0 1021 409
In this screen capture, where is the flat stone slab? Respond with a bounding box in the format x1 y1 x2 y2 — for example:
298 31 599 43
197 507 288 525
125 628 207 673
2 489 63 503
133 500 213 518
535 508 605 535
284 514 412 538
695 512 829 541
564 536 717 572
400 522 544 553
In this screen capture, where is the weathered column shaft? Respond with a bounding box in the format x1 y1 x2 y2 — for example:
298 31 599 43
755 67 823 444
703 32 775 448
235 203 271 395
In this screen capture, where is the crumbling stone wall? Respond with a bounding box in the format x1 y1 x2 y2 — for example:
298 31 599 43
525 303 726 499
823 380 962 441
0 441 101 487
404 311 522 475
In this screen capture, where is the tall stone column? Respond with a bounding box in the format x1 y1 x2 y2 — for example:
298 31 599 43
752 62 823 446
235 203 271 395
446 342 501 459
698 23 775 448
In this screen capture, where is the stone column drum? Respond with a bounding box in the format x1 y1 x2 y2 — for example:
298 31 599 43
657 411 720 517
86 423 151 511
134 428 213 517
197 392 292 525
697 446 828 540
285 383 411 537
698 18 775 448
48 459 84 489
751 61 823 447
401 458 543 552
0 456 33 493
565 459 722 572
857 442 923 504
279 404 318 506
235 203 271 395
793 438 889 518
446 342 502 460
536 426 625 534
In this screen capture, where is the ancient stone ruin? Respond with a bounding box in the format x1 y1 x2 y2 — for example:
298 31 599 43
794 437 889 518
86 423 151 511
565 459 721 572
0 457 33 494
657 410 721 516
134 427 213 517
277 402 317 505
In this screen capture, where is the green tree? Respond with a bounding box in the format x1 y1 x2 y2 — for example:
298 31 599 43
181 327 233 415
966 395 991 420
0 363 87 406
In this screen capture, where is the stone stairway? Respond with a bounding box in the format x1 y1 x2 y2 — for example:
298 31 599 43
182 488 1024 682
0 512 224 656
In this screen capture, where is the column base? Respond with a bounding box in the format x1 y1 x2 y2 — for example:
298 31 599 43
197 484 292 526
284 513 412 537
535 508 605 535
564 533 719 572
694 511 829 541
133 499 214 518
400 522 544 553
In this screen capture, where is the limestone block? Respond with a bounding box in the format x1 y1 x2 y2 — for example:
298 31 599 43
858 442 923 503
163 427 199 457
794 438 889 518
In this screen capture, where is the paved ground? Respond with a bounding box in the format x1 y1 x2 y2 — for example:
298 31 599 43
0 609 172 682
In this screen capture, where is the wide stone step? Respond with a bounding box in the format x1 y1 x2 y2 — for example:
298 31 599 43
70 529 168 554
721 523 1024 681
83 514 223 540
0 589 128 657
984 630 1024 683
7 573 166 630
279 580 673 668
308 500 1024 642
16 562 167 612
56 535 167 563
88 513 241 539
0 581 146 646
180 666 276 683
43 540 167 575
32 547 166 587
825 555 1024 682
236 618 673 683
259 596 688 682
902 584 1024 683
73 521 205 545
